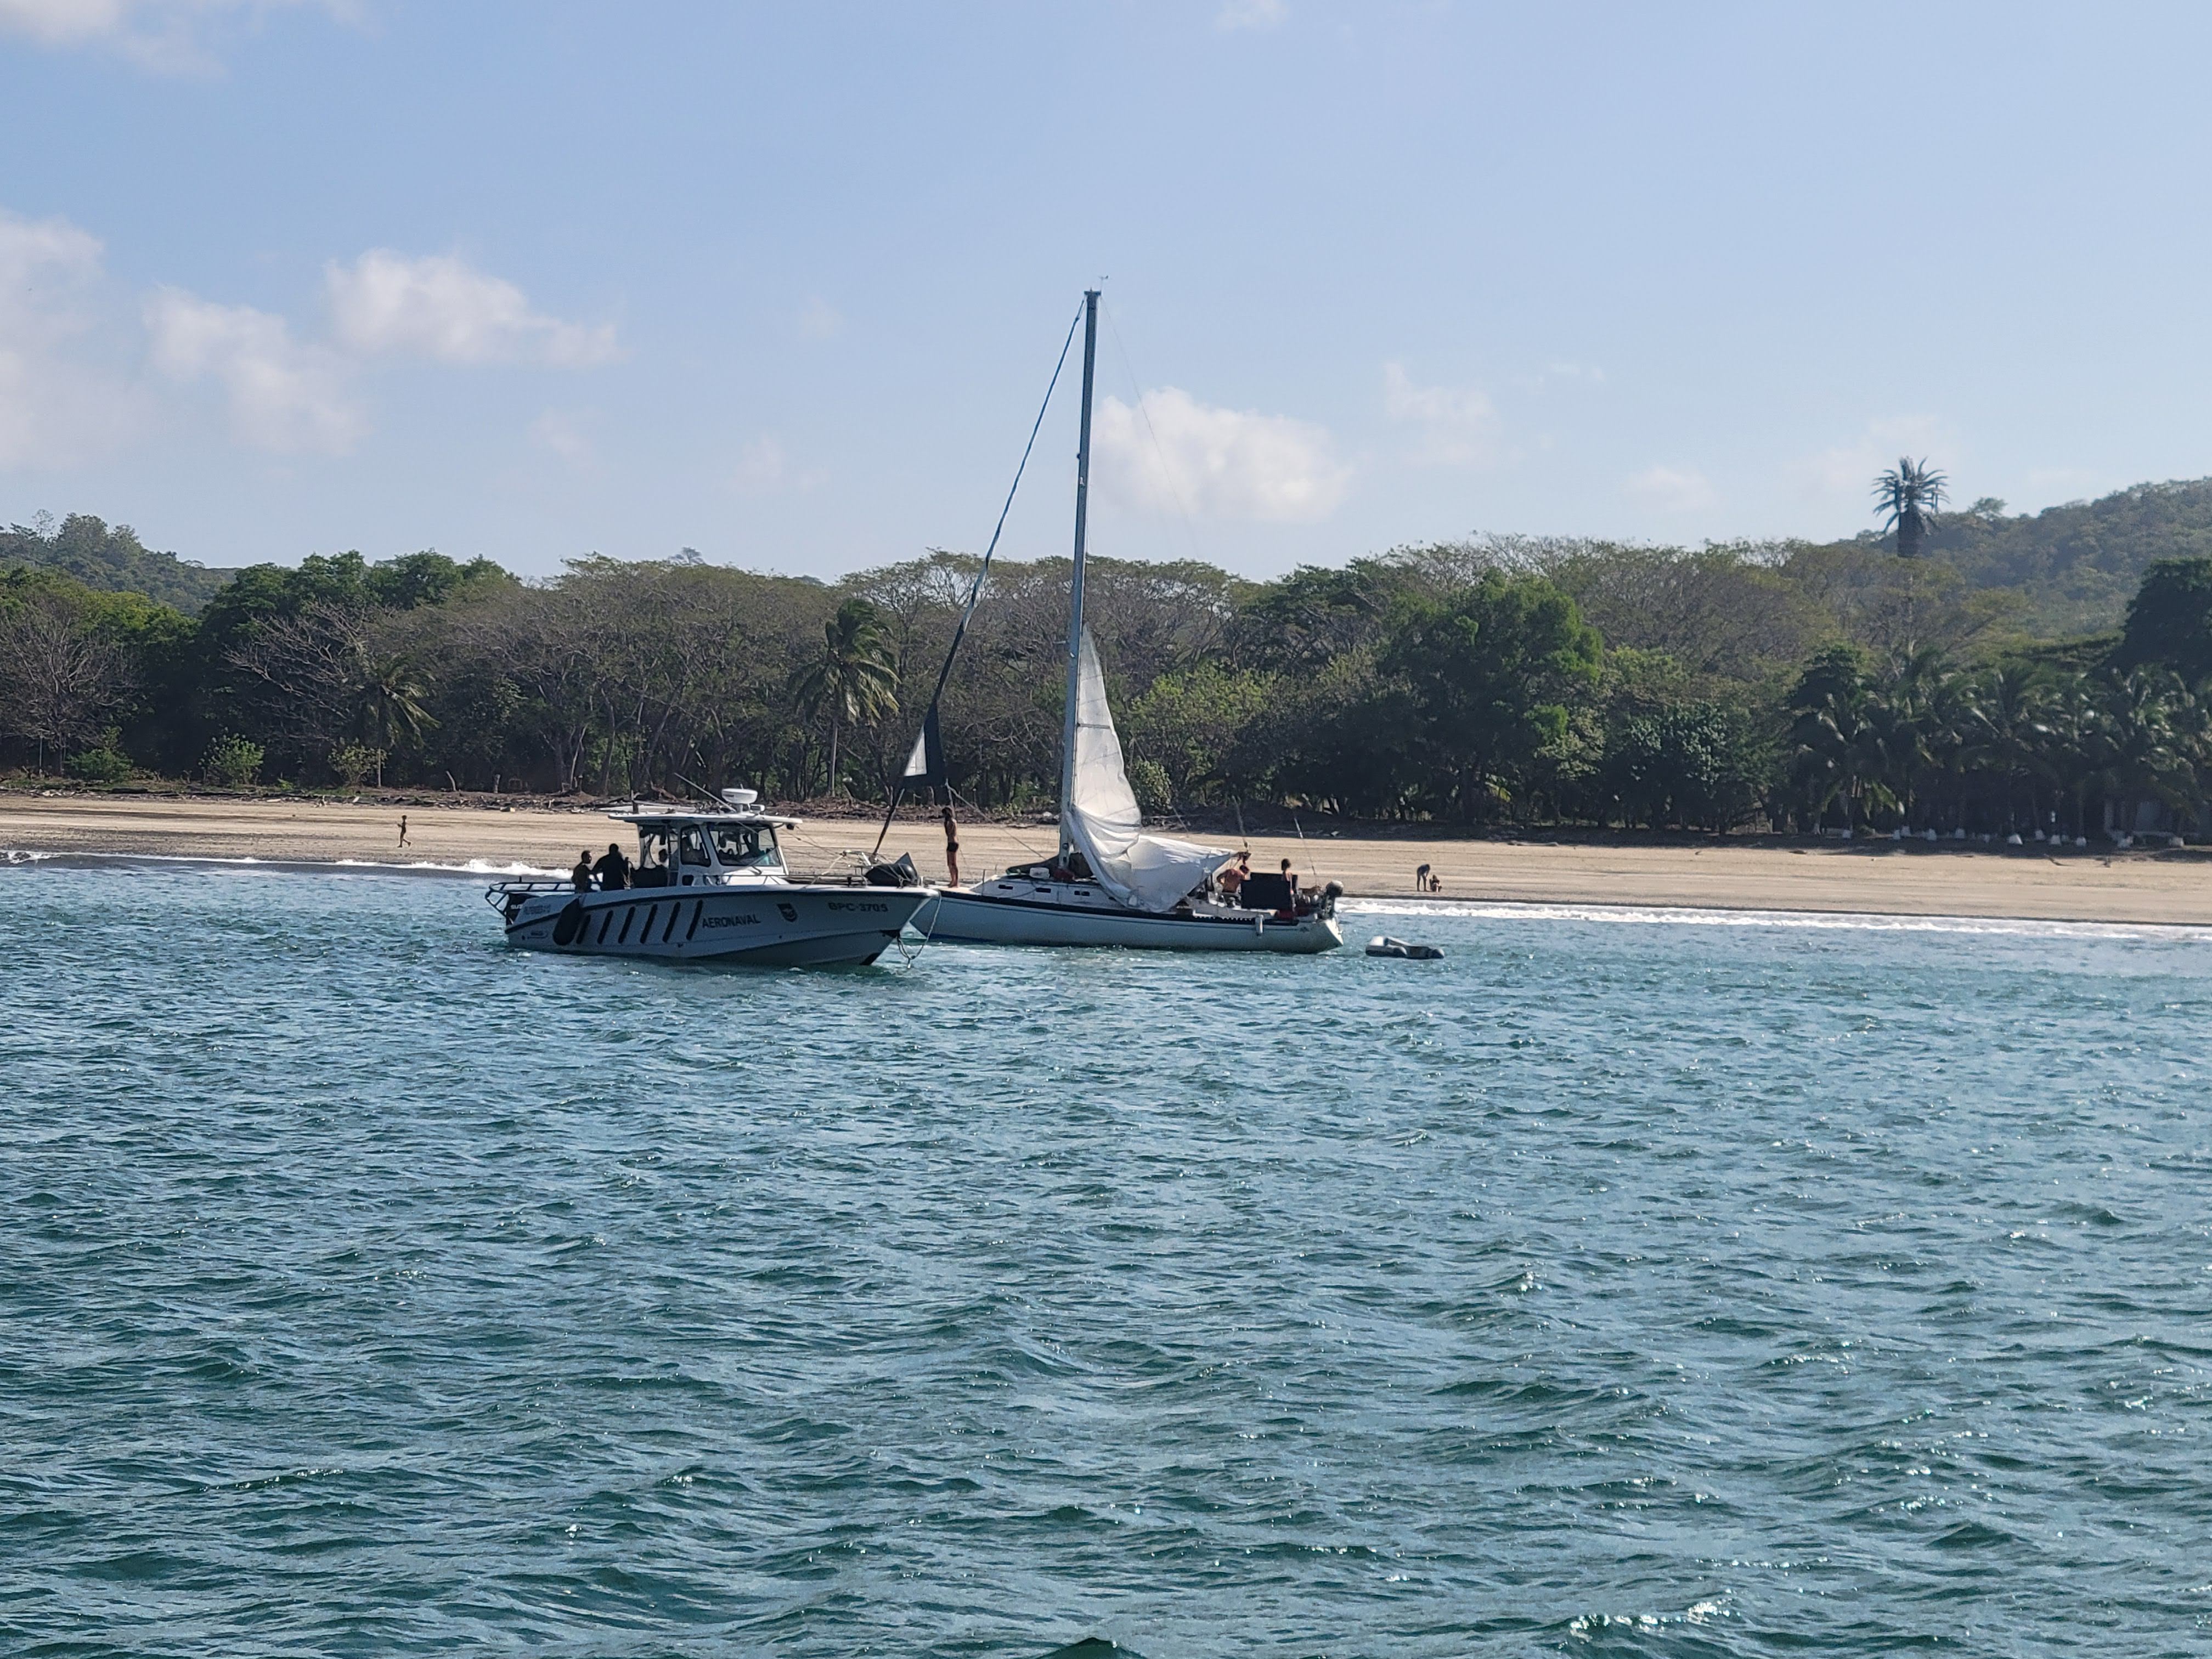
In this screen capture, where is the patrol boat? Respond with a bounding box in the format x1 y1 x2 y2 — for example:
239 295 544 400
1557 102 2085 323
488 791 933 967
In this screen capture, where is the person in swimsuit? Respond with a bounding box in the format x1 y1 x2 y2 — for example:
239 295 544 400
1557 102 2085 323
941 805 961 887
1217 850 1250 904
398 814 409 849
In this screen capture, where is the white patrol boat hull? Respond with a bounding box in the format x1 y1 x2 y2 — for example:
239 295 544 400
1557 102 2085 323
913 880 1343 953
500 882 930 967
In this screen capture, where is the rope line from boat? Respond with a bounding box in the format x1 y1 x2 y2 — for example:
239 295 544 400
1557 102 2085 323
871 298 1087 859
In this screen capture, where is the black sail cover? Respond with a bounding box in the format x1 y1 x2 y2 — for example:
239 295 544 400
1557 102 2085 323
901 704 945 790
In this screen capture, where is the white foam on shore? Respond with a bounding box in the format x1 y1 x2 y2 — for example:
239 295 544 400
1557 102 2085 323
334 857 563 878
1341 897 2210 943
2 848 560 880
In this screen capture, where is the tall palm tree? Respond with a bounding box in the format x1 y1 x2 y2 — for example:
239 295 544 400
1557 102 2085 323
355 650 436 752
347 646 436 788
789 598 899 797
1874 457 1949 560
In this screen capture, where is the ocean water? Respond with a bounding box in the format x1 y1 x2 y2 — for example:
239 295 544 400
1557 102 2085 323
4 861 2210 1658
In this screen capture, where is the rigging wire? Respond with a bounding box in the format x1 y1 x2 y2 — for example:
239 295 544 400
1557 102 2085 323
1099 296 1208 569
871 296 1087 857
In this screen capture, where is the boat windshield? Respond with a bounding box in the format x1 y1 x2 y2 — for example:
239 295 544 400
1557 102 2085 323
712 823 781 868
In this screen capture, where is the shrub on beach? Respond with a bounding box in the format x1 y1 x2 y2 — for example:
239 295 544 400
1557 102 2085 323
66 729 134 784
202 735 263 788
329 742 386 789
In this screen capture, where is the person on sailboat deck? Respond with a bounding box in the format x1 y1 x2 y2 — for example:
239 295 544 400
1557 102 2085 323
940 806 961 887
1217 850 1250 904
1280 857 1299 894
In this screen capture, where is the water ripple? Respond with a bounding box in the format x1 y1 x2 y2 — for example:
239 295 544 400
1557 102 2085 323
3 865 2210 1656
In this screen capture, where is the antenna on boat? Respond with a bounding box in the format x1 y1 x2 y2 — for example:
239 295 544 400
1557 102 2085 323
675 772 726 809
1057 288 1100 864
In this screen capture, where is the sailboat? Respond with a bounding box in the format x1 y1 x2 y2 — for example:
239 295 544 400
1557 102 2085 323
906 291 1344 953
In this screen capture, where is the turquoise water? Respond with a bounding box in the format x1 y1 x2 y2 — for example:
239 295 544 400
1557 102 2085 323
5 861 2210 1657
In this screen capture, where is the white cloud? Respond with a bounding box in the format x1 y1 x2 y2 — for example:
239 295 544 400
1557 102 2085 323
1798 414 1951 502
1094 386 1349 523
0 207 145 468
0 0 128 44
0 0 337 74
326 250 618 367
1384 361 1502 467
529 408 595 469
797 296 842 340
1217 0 1284 29
145 286 362 453
727 435 825 496
1623 464 1719 515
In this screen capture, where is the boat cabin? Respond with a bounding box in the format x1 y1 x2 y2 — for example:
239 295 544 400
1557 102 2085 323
607 790 797 888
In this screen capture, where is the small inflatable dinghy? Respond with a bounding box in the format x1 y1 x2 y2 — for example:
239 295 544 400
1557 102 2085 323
1366 935 1443 960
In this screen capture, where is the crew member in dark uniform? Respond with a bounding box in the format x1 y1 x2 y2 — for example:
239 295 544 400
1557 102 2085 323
592 842 631 891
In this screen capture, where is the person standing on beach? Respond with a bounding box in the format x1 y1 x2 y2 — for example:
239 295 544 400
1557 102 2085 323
398 814 409 850
940 805 962 888
1415 862 1430 891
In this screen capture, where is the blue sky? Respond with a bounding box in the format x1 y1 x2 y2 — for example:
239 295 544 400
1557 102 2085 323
4 1 2210 580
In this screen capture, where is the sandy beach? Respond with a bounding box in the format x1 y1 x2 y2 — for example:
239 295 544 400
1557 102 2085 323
5 789 2208 925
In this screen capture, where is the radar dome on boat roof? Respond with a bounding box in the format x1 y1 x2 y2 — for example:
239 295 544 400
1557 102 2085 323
721 788 758 806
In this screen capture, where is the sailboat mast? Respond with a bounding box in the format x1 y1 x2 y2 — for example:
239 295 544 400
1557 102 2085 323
1057 287 1101 857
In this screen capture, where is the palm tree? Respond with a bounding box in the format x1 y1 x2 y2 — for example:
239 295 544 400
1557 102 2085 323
2098 668 2196 837
1961 661 2055 833
1787 645 1882 830
1874 457 1949 560
1881 644 1967 828
356 650 436 751
789 598 899 797
346 646 436 788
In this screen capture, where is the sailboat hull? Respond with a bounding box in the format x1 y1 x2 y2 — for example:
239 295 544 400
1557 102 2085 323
913 887 1344 953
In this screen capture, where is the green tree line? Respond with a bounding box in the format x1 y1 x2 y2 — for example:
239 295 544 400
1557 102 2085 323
8 514 2212 839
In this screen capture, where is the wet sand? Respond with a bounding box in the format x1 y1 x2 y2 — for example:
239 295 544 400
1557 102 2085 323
5 791 2208 926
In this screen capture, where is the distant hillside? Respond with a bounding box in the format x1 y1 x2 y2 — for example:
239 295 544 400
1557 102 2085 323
1 514 234 612
1846 477 2212 635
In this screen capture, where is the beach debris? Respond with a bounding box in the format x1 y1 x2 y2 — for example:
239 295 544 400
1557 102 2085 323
1367 935 1443 960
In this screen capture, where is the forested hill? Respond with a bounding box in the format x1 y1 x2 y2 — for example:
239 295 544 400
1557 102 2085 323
1 515 235 613
1854 478 2212 634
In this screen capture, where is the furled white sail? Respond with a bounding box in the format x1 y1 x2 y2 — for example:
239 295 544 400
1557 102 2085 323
1062 630 1231 912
